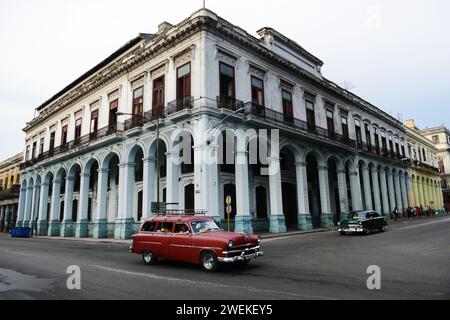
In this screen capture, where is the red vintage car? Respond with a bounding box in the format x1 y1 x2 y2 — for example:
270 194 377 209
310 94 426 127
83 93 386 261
130 211 264 272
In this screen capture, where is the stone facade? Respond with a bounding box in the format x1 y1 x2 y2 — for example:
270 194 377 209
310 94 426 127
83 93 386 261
0 153 22 232
18 9 433 239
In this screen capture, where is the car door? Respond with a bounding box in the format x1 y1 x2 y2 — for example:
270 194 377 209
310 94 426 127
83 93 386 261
154 222 174 259
169 223 195 263
137 222 158 254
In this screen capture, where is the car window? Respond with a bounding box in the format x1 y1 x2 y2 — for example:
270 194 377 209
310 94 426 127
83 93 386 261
155 222 174 233
175 224 190 234
191 220 221 234
142 222 156 232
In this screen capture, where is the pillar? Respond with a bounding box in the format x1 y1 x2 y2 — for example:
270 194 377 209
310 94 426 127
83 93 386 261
318 165 334 228
28 182 40 230
413 178 419 207
424 180 430 207
37 181 50 236
362 167 373 211
23 185 33 228
400 175 408 209
16 186 26 227
394 173 403 210
142 158 156 219
349 168 363 211
406 176 415 208
379 170 390 217
234 151 254 234
0 206 5 232
114 163 135 240
61 176 75 237
165 152 180 209
48 177 61 236
371 168 382 214
387 171 396 218
93 169 109 238
418 179 424 207
336 169 349 222
296 162 313 230
75 172 90 238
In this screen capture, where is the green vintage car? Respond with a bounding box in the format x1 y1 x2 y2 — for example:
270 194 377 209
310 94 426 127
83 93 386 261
337 211 387 235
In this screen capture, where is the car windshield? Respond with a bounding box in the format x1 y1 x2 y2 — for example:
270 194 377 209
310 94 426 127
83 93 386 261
349 212 368 220
191 220 221 234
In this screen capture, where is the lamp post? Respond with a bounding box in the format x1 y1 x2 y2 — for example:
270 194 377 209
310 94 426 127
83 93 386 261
117 112 161 213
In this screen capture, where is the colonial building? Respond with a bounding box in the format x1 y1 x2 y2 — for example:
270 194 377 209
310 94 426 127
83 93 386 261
404 120 444 211
0 153 22 232
18 9 422 239
419 124 450 211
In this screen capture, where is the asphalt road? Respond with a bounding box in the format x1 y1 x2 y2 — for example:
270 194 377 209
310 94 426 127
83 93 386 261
1 215 449 300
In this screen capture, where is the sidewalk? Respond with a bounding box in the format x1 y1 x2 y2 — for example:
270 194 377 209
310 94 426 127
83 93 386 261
7 212 449 245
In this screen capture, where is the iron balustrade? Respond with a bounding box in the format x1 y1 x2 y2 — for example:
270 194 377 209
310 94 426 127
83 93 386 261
20 123 124 170
167 96 194 115
217 96 245 111
0 184 20 200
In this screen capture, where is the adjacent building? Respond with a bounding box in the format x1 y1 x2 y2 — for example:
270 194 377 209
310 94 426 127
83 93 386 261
0 153 22 232
404 120 444 211
18 9 433 239
420 125 450 211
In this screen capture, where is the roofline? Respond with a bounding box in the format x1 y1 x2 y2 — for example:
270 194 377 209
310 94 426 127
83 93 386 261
35 34 154 112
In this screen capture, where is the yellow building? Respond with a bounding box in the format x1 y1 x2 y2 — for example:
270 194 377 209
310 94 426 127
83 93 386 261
0 152 23 232
404 120 444 211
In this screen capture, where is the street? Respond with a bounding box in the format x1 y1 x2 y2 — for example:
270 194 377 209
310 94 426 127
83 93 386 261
0 215 449 300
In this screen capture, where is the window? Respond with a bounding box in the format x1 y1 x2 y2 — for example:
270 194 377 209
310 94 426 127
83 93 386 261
389 136 394 157
422 148 427 162
364 123 372 151
407 144 412 159
75 118 82 140
175 223 190 234
25 145 30 160
341 116 349 141
109 99 118 130
355 119 363 147
374 128 380 154
282 90 294 123
381 131 387 155
401 141 406 157
32 141 37 159
251 76 265 114
61 125 68 145
152 76 165 109
395 138 400 157
438 157 445 173
156 222 174 233
326 110 335 139
305 98 316 132
219 62 235 99
142 222 156 232
49 132 55 151
90 110 98 134
132 86 144 123
39 137 44 156
432 135 440 144
176 63 191 103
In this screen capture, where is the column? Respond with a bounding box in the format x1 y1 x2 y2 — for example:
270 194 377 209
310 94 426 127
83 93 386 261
371 168 382 214
295 162 313 230
142 158 156 219
406 176 415 208
29 182 40 230
413 178 420 207
61 176 75 237
16 186 26 227
48 177 61 236
206 145 221 222
379 170 390 217
75 172 90 238
37 181 50 236
362 167 373 210
4 207 11 232
114 163 135 240
349 168 363 211
23 185 33 228
318 165 334 228
423 180 430 207
234 151 254 234
432 183 439 210
438 184 444 210
336 169 349 222
165 152 180 209
400 176 408 209
0 207 4 232
394 173 403 210
93 169 109 238
6 205 14 232
418 179 424 207
387 171 396 218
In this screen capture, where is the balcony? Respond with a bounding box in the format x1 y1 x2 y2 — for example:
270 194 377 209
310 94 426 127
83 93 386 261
0 184 20 200
217 96 244 111
21 123 124 170
411 160 441 174
167 96 194 116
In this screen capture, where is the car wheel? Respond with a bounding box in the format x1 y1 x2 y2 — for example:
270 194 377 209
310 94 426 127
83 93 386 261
340 231 346 236
201 251 219 272
365 228 371 235
379 226 385 232
142 251 157 265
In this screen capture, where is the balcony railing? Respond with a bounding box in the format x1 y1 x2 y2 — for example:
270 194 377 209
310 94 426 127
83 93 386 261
217 96 244 111
167 96 194 116
21 123 124 170
0 184 20 200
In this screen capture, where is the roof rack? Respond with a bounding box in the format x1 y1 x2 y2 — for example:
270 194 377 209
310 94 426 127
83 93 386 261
153 209 208 216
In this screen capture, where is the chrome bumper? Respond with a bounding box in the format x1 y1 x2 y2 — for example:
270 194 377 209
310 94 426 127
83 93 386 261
218 251 264 263
338 228 364 233
129 245 134 253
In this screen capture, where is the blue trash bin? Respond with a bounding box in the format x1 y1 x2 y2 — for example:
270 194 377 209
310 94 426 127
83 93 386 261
11 227 31 238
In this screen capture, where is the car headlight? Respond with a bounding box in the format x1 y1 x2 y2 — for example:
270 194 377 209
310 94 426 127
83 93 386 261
358 221 362 225
228 240 233 248
337 222 341 226
257 237 261 244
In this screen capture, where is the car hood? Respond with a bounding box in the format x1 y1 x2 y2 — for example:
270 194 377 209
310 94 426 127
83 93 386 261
339 219 363 225
197 231 255 246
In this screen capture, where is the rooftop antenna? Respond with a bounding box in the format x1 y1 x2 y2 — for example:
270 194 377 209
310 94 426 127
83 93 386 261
203 0 206 8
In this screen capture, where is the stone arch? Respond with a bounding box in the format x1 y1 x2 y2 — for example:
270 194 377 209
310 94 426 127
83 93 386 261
101 150 122 170
325 154 345 172
82 156 101 175
302 148 326 167
126 143 146 164
305 151 322 228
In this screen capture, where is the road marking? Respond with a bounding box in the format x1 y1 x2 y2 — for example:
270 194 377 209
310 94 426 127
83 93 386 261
90 264 335 300
398 217 450 230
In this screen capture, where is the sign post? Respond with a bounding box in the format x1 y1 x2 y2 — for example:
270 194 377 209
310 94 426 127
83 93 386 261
225 195 232 232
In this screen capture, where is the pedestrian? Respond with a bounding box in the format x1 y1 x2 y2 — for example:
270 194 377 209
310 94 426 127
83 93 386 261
393 207 399 221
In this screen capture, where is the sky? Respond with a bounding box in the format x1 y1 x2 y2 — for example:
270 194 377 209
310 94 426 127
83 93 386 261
0 0 449 160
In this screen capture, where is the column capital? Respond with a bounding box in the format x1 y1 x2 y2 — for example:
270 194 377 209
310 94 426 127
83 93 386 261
80 172 91 178
336 169 346 175
317 165 328 171
97 168 110 174
119 162 135 168
40 182 50 187
143 157 157 163
294 161 307 168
